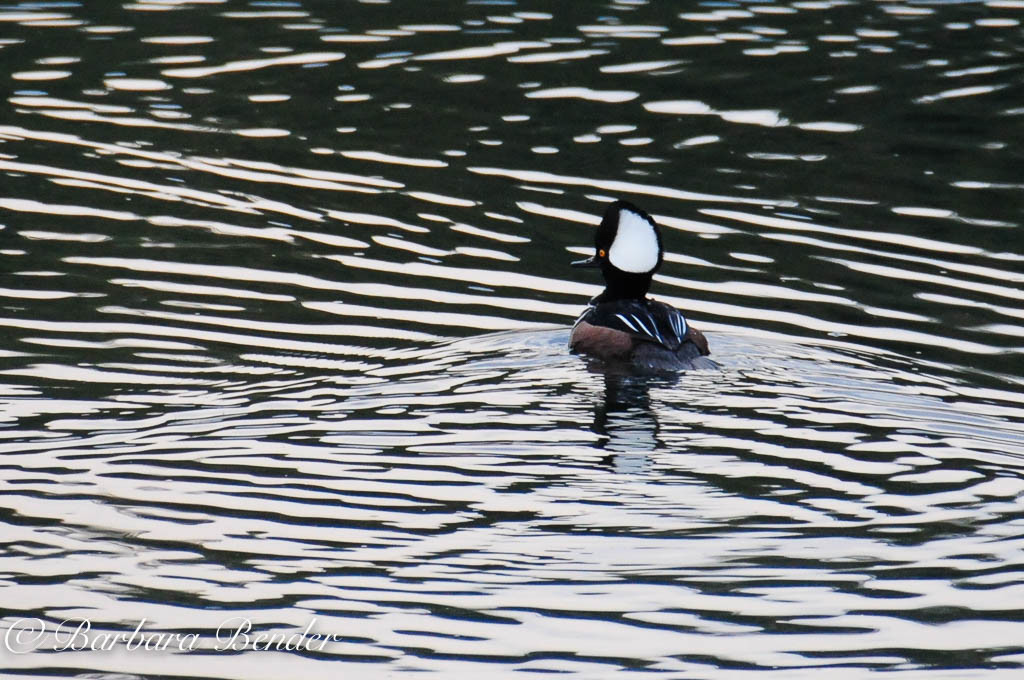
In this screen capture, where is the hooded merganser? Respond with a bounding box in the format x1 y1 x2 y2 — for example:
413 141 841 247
570 199 715 372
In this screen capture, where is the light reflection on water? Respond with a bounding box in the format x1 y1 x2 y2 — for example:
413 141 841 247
1 1 1024 677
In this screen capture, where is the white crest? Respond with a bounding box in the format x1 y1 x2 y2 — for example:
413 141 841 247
608 208 660 273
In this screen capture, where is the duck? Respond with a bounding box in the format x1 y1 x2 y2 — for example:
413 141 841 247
570 199 715 372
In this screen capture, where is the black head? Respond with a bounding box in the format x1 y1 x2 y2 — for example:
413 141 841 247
572 200 664 301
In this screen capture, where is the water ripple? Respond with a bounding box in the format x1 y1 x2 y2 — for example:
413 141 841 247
1 1 1022 677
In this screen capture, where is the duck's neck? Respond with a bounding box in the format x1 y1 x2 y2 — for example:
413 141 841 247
596 272 652 303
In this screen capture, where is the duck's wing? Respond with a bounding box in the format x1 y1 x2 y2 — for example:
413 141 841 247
579 300 693 352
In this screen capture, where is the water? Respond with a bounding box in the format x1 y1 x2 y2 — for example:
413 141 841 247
2 1 1024 677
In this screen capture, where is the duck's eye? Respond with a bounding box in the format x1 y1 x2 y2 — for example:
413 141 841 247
598 249 606 258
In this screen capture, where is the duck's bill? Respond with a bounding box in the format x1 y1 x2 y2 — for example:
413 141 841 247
571 255 600 268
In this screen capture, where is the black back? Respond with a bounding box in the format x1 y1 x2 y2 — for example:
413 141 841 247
575 298 689 351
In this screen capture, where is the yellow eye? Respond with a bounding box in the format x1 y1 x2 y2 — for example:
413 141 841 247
598 249 606 258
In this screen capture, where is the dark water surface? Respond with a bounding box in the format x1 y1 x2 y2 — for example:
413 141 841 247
2 1 1024 678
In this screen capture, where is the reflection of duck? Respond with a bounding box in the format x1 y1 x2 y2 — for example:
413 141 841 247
593 372 660 467
570 200 716 372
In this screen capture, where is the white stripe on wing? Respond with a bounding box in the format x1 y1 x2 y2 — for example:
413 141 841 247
615 313 640 333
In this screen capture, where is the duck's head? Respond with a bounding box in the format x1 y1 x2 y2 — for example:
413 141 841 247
572 199 663 301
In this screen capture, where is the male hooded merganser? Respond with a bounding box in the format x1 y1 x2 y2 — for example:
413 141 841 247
570 199 714 372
